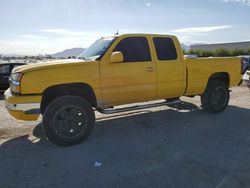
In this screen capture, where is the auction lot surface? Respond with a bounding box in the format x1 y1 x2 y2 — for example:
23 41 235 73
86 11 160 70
1 87 250 188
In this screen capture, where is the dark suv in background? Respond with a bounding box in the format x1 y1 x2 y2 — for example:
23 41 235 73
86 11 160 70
0 62 26 92
240 56 250 89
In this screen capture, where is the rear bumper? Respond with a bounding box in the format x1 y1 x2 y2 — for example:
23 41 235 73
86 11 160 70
4 89 42 121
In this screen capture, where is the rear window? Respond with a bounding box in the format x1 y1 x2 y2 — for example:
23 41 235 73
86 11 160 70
153 37 177 61
113 37 151 62
0 65 10 74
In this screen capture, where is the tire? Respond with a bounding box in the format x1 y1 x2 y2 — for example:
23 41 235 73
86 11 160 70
201 81 230 113
43 95 95 146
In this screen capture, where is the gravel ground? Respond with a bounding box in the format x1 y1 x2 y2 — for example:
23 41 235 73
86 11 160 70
0 87 250 188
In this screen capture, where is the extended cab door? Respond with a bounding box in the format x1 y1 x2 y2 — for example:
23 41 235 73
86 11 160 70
100 36 157 107
152 36 186 98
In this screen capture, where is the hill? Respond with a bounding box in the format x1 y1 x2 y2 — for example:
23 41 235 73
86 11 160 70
51 48 85 58
181 44 190 51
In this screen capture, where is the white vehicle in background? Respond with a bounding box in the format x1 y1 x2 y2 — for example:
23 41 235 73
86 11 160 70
184 54 198 59
238 56 250 88
244 71 250 88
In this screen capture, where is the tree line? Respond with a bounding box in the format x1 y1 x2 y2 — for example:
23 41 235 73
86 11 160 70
0 55 53 61
184 48 250 57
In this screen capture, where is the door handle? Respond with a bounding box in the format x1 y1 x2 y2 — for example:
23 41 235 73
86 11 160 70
146 67 155 72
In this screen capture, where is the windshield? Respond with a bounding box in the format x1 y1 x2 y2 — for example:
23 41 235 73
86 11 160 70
77 37 116 61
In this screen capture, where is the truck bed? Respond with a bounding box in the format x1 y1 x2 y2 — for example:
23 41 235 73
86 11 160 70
184 57 242 96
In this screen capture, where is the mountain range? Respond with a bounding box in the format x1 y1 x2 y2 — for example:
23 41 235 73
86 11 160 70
51 48 85 58
1 44 190 58
181 44 190 51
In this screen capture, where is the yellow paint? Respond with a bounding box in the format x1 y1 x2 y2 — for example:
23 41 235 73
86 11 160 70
8 110 39 121
110 52 124 63
5 88 42 104
184 57 242 95
4 34 243 121
4 89 40 121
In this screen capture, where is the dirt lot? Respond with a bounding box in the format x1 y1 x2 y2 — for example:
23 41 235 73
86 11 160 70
1 87 250 188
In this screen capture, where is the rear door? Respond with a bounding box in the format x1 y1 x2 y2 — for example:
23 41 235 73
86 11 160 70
100 36 157 106
152 37 186 98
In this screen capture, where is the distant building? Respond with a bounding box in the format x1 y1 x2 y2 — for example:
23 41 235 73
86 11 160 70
190 41 250 51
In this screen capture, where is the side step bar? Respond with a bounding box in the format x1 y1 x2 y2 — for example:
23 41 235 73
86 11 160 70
97 100 181 114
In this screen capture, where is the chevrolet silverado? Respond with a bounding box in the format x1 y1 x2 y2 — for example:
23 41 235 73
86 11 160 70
4 34 248 146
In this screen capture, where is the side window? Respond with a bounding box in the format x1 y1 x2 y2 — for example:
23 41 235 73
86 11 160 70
0 65 10 74
113 37 151 62
153 37 177 61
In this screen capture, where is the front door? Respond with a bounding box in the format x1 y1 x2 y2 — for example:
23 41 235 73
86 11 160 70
100 36 157 107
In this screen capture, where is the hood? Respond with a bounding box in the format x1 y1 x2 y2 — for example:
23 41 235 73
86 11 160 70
12 59 88 73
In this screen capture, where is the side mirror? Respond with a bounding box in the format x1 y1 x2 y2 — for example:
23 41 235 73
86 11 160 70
111 51 124 63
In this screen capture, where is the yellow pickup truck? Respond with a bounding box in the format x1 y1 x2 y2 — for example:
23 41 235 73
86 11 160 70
4 34 247 146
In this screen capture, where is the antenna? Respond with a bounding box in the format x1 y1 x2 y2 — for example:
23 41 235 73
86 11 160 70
115 29 119 35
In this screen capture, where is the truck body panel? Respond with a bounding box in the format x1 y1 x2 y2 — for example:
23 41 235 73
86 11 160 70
185 57 242 95
153 35 187 99
99 34 157 107
18 60 103 107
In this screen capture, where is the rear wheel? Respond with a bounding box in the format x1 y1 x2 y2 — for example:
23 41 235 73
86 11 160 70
43 95 95 146
201 81 229 113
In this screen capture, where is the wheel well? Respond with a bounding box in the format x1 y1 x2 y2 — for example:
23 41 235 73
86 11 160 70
208 72 230 86
41 83 97 115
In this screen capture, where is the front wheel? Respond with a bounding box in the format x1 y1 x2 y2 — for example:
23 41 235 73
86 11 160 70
43 95 95 146
201 81 230 113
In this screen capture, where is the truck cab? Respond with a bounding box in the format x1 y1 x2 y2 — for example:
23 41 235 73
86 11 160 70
96 34 186 107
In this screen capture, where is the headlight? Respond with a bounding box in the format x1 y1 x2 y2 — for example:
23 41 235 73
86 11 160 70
9 73 23 94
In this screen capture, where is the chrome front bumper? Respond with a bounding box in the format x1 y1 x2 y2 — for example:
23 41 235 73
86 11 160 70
4 89 41 121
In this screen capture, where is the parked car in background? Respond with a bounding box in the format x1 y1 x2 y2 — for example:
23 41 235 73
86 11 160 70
239 56 250 88
243 69 250 88
0 62 27 92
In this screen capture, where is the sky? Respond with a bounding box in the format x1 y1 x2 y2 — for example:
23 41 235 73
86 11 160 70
0 0 250 55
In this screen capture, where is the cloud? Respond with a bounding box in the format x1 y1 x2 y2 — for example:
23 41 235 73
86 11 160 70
21 35 47 40
1 29 111 55
173 25 232 34
222 0 250 6
5 33 103 55
41 29 85 36
41 29 105 40
6 37 93 55
9 41 32 46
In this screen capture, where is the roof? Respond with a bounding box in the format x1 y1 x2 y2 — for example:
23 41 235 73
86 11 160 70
103 33 176 38
0 62 27 66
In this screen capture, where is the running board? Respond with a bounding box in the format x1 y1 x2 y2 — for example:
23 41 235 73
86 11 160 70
97 100 181 114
